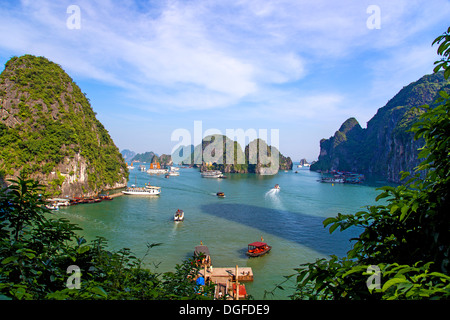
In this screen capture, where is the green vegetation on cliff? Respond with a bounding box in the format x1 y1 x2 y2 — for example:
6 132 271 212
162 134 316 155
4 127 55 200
0 55 128 196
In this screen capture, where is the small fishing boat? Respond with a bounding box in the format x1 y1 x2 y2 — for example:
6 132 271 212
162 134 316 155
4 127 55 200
216 192 225 198
246 241 272 257
174 209 184 221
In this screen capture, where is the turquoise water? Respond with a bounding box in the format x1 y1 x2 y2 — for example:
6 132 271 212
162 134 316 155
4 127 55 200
56 165 385 299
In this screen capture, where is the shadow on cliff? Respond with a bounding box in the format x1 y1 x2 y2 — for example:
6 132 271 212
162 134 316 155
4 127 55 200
200 203 360 257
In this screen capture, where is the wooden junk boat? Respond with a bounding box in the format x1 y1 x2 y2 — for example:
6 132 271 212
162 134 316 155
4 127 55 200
246 241 272 257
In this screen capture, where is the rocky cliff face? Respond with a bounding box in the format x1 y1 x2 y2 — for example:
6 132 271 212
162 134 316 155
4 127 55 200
311 72 450 183
0 55 128 197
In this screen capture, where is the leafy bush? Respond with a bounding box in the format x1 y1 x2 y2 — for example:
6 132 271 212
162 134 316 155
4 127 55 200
0 175 215 300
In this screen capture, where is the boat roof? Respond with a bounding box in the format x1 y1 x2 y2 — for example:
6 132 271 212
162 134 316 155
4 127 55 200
46 198 70 202
248 241 267 247
194 245 210 256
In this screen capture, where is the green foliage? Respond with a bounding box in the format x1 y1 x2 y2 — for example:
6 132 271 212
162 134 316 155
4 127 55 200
379 262 450 299
286 28 450 300
0 55 128 196
433 26 450 79
0 176 215 300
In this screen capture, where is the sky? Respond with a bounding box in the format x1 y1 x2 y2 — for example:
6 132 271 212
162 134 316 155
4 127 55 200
1 0 449 161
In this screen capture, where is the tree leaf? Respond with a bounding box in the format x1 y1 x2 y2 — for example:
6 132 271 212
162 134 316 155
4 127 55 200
382 277 410 292
91 286 108 298
1 256 19 265
328 222 340 234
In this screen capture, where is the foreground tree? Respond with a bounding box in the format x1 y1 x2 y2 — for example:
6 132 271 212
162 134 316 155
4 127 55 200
288 27 450 300
0 174 214 300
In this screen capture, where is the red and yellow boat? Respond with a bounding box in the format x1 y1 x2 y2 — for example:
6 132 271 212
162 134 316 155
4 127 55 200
246 241 272 257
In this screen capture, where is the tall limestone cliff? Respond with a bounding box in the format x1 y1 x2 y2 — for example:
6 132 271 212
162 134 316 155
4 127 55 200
311 71 450 182
0 55 128 197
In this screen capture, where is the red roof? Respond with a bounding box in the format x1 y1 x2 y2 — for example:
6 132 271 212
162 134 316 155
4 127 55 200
248 241 267 247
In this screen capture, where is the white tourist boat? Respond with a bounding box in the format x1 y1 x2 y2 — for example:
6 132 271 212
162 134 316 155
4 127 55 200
168 167 180 176
122 185 161 195
320 177 345 183
201 170 223 178
45 203 59 210
147 168 168 174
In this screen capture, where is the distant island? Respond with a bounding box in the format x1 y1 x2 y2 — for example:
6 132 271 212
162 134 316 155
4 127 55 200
310 71 450 183
121 150 174 168
120 149 136 162
177 134 293 174
122 135 293 175
0 55 128 197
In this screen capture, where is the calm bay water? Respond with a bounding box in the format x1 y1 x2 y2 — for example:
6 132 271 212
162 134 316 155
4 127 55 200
57 164 386 299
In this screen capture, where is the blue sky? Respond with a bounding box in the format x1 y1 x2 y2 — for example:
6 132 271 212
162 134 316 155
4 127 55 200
1 0 449 161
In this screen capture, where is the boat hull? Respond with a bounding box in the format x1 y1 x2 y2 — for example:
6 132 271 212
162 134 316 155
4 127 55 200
246 246 272 257
174 211 184 221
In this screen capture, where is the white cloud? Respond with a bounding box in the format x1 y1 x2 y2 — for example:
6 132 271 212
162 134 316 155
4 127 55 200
1 0 449 119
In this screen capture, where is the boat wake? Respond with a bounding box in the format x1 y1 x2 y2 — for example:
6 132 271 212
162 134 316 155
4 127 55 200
265 188 280 197
265 188 285 210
